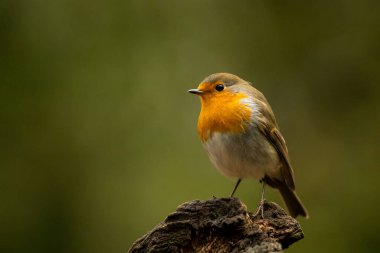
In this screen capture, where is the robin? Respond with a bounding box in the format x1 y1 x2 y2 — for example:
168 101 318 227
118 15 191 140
188 73 308 218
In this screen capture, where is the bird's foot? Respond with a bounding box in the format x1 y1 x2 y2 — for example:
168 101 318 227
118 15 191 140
252 198 266 219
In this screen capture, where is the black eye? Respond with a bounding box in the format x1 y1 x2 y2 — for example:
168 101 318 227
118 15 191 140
215 84 224 91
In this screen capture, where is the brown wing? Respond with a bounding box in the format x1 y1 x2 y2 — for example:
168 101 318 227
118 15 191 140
258 119 295 190
250 90 296 190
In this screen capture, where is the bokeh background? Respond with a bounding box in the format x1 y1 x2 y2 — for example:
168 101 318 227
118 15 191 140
1 1 380 252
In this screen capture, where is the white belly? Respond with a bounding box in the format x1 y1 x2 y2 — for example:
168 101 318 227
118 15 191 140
203 128 281 180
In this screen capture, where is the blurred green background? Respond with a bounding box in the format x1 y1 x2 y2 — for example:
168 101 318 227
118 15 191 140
1 0 380 252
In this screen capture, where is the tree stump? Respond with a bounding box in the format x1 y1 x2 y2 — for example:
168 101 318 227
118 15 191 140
128 198 304 253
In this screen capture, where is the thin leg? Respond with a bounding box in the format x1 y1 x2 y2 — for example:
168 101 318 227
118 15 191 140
230 179 241 197
253 180 266 219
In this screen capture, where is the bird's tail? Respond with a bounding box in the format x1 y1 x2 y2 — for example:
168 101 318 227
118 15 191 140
278 185 309 219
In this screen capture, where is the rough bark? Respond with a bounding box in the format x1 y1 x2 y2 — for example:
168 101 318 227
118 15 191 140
128 198 304 253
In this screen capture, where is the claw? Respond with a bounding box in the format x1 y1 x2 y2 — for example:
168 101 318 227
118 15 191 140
253 181 266 219
253 199 266 219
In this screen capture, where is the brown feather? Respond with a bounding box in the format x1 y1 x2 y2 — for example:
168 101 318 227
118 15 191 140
256 112 295 190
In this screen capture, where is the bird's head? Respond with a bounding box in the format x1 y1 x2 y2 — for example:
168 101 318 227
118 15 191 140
188 73 255 142
188 73 246 99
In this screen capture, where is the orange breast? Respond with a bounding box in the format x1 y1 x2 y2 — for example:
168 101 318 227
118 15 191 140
198 92 252 142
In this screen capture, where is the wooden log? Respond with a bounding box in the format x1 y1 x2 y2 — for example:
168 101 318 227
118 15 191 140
128 198 304 253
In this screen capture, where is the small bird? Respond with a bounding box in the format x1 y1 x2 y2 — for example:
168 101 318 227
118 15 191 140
188 73 308 218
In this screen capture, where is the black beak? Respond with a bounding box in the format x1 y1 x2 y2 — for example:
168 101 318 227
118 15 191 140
188 89 203 95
